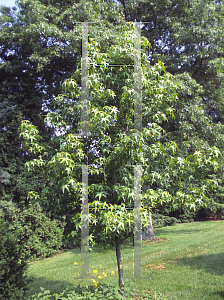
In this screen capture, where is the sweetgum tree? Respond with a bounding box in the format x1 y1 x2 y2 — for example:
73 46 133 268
18 23 220 289
0 0 126 224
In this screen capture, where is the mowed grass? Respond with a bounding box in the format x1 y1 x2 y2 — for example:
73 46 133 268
23 220 224 299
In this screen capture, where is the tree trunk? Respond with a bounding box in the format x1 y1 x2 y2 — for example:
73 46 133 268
142 213 156 241
115 235 124 289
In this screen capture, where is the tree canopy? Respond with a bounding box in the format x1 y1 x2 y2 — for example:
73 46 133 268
18 22 220 288
1 0 224 291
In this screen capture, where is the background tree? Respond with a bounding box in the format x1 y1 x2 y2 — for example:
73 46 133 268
0 0 127 240
18 23 220 290
115 0 224 221
1 0 224 256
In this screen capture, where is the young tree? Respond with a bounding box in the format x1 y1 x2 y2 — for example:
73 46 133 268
18 23 220 290
0 0 126 223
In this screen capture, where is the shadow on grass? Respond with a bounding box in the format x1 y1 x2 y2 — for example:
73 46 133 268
213 290 224 299
154 228 202 236
24 277 77 299
175 252 224 276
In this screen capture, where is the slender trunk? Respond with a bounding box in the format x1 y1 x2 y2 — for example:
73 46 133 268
115 235 124 289
142 213 156 241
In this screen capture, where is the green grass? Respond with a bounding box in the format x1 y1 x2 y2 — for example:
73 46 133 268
23 220 224 299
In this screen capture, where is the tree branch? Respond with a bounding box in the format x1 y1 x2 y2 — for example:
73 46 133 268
123 125 128 135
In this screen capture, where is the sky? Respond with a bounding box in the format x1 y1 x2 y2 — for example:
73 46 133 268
0 0 17 8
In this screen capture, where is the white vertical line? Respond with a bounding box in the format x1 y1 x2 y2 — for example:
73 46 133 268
81 165 89 278
81 22 89 278
134 165 142 278
134 22 142 279
134 22 142 136
81 21 89 137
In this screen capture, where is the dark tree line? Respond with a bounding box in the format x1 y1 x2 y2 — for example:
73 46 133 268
1 0 224 241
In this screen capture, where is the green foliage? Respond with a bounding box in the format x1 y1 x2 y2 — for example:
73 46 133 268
25 282 170 300
195 196 224 220
0 0 127 225
26 281 136 300
116 0 224 221
0 217 34 299
18 23 179 248
0 167 11 185
1 0 224 237
68 200 151 250
150 214 179 229
0 0 223 237
18 21 222 288
0 200 66 263
152 192 224 223
18 23 220 219
1 0 223 294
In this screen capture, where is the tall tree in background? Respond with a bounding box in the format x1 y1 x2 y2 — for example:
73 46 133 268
115 0 224 219
0 0 126 227
1 0 224 249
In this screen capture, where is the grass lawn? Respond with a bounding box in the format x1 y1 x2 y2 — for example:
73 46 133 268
23 220 224 299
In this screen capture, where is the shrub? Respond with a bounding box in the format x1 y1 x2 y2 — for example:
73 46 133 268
195 199 224 221
0 200 67 262
61 213 81 250
152 213 178 228
152 214 166 228
26 280 135 300
0 217 34 299
25 282 171 300
152 204 196 225
165 216 177 226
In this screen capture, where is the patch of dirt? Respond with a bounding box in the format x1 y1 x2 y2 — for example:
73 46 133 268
28 249 68 264
146 263 167 270
142 238 168 246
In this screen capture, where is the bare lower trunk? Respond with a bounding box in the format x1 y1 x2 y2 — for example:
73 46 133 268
142 212 156 241
115 235 124 289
